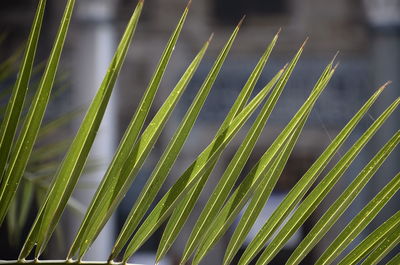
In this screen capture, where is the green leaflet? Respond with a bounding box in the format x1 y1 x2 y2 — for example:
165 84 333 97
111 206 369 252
121 67 285 263
222 55 333 265
180 40 304 265
157 29 282 264
108 36 215 262
0 0 46 181
359 223 400 265
217 23 277 131
315 171 400 265
37 2 142 256
0 0 74 226
192 63 334 265
112 18 243 262
222 107 309 265
67 1 189 259
287 130 400 265
254 99 400 265
76 27 207 260
18 0 142 259
0 0 397 263
238 84 386 265
337 210 400 265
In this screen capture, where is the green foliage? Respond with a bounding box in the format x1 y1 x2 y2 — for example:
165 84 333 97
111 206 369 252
0 0 399 265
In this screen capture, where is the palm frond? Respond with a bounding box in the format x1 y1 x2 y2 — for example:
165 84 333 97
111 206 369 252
337 210 400 265
0 0 72 226
0 1 398 265
0 0 46 181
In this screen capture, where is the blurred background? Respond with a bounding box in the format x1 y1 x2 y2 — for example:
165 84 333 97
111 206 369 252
0 0 399 264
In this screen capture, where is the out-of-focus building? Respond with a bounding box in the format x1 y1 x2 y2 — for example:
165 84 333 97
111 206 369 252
1 0 398 264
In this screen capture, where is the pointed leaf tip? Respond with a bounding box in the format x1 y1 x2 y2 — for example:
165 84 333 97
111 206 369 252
238 15 246 28
331 50 340 63
300 37 309 49
334 62 340 70
208 33 214 43
186 0 192 10
380 81 392 91
283 63 289 69
276 27 282 36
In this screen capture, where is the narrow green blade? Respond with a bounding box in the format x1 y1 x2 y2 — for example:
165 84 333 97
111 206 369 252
0 0 74 226
0 0 46 180
192 63 335 265
67 2 190 258
108 36 213 261
254 99 400 265
238 84 386 265
287 131 400 265
180 40 303 264
35 1 142 255
193 122 304 265
359 223 400 265
112 19 244 262
223 110 308 265
18 0 142 259
337 210 400 265
315 172 400 265
121 67 285 263
194 61 334 265
219 27 279 132
77 35 208 259
155 28 281 264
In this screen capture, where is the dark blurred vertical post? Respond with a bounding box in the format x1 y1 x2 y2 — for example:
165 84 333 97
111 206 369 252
363 0 400 232
70 0 117 260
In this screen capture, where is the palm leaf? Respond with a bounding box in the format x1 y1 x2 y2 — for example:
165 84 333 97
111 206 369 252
359 223 400 265
0 0 73 226
0 0 46 180
223 113 307 265
120 66 285 263
113 18 242 262
287 130 400 265
192 60 335 265
337 210 400 265
66 2 191 259
18 0 142 259
77 31 208 260
238 84 386 265
156 26 281 265
0 1 398 264
315 171 400 265
253 98 399 265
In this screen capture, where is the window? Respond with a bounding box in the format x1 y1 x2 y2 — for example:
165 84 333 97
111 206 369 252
214 0 288 24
